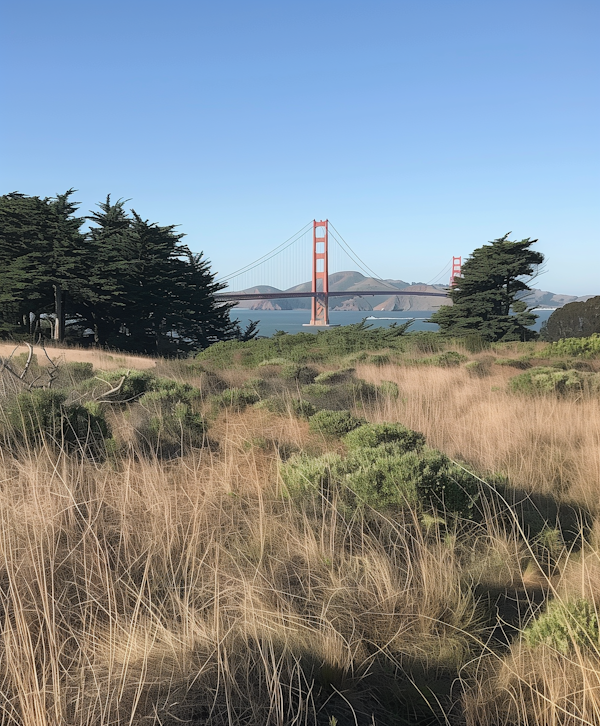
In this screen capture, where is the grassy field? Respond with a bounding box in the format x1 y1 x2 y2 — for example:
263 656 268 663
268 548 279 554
0 330 599 725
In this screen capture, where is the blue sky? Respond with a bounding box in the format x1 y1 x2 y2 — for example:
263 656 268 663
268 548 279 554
2 0 598 295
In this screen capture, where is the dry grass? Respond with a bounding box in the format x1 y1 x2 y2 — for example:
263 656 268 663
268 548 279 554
358 361 600 514
0 347 599 724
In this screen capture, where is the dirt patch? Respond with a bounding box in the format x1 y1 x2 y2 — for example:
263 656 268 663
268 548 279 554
0 343 157 371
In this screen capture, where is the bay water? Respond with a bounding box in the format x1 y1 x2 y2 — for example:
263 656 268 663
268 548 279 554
233 308 555 338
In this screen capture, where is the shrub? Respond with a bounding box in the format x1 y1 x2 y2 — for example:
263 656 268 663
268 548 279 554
495 357 531 369
344 422 424 453
431 351 467 367
281 364 318 384
280 452 344 498
63 361 95 381
258 357 290 367
254 396 288 414
290 399 316 419
91 369 155 401
378 380 399 398
301 383 332 399
313 369 355 385
212 388 260 411
368 353 391 366
281 437 478 516
462 333 490 353
523 599 599 654
308 410 365 437
465 360 491 378
509 367 599 396
544 333 600 358
3 389 109 454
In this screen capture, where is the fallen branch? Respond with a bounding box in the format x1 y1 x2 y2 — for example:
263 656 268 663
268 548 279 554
93 371 130 402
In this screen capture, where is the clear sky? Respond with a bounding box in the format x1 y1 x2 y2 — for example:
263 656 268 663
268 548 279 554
2 0 598 296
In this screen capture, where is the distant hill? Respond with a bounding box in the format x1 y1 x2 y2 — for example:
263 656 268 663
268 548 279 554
231 272 595 313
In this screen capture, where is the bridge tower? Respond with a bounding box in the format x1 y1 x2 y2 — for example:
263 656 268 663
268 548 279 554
450 256 462 287
308 220 329 326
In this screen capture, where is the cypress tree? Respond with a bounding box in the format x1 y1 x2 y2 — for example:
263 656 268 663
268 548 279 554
430 234 544 341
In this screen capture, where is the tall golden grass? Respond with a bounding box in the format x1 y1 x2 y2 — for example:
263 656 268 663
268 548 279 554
0 353 598 724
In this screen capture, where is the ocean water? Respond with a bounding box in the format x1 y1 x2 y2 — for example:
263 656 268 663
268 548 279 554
233 309 555 338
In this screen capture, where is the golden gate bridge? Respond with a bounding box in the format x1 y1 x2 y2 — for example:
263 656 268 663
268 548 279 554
215 221 461 326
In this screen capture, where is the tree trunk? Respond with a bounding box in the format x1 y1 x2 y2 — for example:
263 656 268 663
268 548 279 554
53 284 65 342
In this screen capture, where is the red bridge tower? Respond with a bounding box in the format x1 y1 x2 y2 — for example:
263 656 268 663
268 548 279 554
308 220 329 326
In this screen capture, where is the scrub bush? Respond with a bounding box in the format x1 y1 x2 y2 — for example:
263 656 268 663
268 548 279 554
524 599 599 654
344 422 425 453
308 410 365 437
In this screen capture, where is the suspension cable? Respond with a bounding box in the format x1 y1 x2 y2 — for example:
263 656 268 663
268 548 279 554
328 223 400 292
217 221 313 282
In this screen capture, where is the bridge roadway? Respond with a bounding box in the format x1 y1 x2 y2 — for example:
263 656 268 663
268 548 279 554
215 289 449 301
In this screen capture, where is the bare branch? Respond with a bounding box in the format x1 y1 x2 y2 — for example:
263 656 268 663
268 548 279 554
19 343 34 379
92 371 130 402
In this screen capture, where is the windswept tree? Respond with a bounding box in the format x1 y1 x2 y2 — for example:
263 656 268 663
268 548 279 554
0 191 242 353
0 190 85 337
430 234 544 341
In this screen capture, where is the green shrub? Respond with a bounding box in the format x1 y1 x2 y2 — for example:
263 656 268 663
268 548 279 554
406 332 442 354
313 369 355 384
258 357 290 367
302 383 332 399
281 438 478 516
211 388 260 411
524 599 599 654
291 399 317 419
280 452 344 498
91 369 155 401
509 367 599 396
495 357 531 370
465 360 490 377
308 410 365 437
544 334 600 359
378 380 399 398
63 361 95 381
3 389 109 454
462 333 490 353
431 351 467 367
344 422 424 453
254 396 288 414
281 364 318 384
368 353 391 366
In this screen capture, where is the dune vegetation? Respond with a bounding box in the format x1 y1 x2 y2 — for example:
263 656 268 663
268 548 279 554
0 325 599 725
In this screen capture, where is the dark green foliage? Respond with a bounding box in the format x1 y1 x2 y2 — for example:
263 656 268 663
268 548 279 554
308 410 365 437
543 297 600 341
0 192 239 353
212 388 261 411
89 369 155 401
290 399 317 419
344 422 425 453
3 389 109 454
281 364 318 384
524 599 599 654
430 234 544 342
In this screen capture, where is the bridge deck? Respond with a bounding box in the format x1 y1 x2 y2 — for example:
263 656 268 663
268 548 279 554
215 289 449 301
